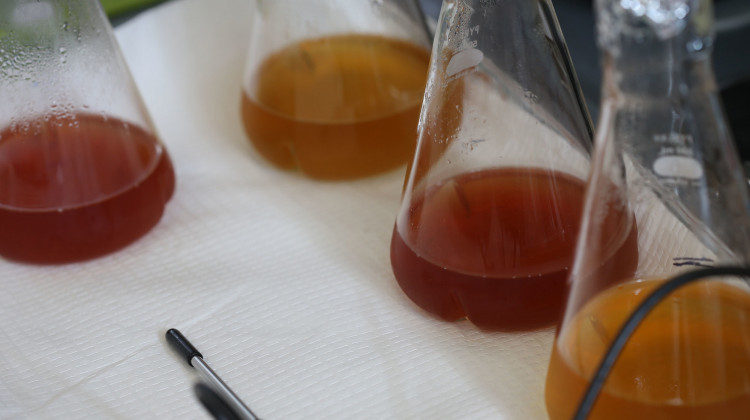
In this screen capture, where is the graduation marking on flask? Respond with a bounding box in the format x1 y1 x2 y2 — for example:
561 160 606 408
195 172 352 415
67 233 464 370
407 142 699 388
446 47 484 77
652 132 703 181
447 24 482 78
653 155 703 180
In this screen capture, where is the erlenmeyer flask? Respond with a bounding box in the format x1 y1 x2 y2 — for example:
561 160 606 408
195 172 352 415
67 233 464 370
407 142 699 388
0 0 175 264
389 0 630 330
240 0 432 180
545 0 750 418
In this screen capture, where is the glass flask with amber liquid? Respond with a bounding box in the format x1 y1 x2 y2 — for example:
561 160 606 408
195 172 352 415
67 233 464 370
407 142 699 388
0 0 175 264
389 0 633 331
545 0 750 418
240 0 432 180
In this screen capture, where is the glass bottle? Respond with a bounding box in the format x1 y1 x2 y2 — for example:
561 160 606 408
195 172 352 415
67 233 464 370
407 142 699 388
240 0 432 180
545 0 750 418
389 0 615 330
0 0 176 264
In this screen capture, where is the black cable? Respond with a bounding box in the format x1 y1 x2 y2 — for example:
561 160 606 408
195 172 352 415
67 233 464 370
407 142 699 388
572 265 750 420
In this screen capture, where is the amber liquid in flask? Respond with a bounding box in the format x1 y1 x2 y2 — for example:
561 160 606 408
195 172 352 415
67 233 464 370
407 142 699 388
241 34 430 179
545 279 750 419
0 113 175 263
390 167 638 330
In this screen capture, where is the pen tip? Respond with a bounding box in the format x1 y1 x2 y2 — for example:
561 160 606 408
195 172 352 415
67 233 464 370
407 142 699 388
166 328 203 367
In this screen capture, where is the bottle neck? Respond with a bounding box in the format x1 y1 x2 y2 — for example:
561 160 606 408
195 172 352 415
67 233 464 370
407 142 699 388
598 27 750 264
596 0 718 97
602 32 717 101
592 1 750 265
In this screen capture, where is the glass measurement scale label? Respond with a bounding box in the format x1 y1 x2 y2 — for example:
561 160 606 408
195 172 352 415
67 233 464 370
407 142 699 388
651 133 704 185
445 1 483 80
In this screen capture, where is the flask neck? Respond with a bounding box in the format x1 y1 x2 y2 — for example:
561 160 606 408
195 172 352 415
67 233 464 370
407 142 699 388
601 41 716 101
596 0 750 264
597 0 716 97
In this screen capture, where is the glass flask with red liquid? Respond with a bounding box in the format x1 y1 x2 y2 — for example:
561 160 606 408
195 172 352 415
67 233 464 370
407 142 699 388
390 0 638 331
0 0 175 264
545 0 750 418
240 0 432 180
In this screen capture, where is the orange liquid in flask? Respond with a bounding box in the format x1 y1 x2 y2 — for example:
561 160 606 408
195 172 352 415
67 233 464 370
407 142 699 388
241 34 430 179
0 113 175 264
390 167 638 330
545 279 750 420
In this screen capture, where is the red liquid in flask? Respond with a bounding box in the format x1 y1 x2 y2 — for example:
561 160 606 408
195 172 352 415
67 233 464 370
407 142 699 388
0 113 175 264
390 167 638 330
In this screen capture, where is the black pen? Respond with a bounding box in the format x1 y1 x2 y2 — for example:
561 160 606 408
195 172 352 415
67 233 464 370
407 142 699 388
166 328 261 420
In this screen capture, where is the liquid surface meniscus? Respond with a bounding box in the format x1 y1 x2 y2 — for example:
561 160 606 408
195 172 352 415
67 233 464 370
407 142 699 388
390 167 637 330
0 113 175 264
545 279 750 420
241 34 430 179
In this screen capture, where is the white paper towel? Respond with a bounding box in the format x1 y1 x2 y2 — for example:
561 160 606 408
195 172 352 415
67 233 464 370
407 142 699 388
0 0 558 418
